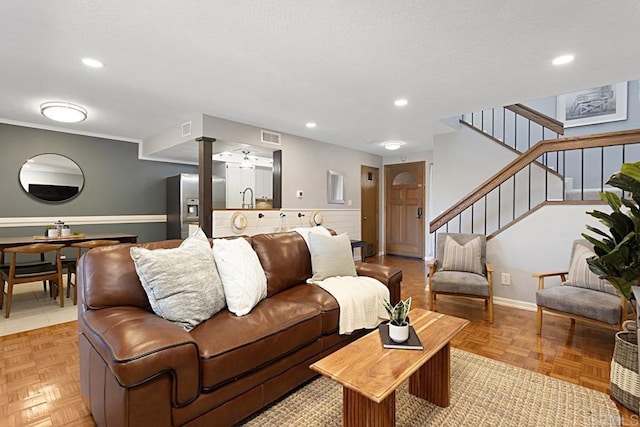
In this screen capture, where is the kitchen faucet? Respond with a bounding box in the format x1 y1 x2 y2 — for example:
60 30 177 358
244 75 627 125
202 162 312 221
241 187 254 209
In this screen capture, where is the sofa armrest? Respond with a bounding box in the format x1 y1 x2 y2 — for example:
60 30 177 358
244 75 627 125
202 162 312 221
356 262 402 305
79 306 200 405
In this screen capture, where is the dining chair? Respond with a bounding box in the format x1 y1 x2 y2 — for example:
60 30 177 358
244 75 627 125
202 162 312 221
0 243 65 318
64 240 120 305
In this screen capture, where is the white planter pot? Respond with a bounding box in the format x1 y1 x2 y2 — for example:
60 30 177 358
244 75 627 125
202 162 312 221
47 229 59 238
388 323 409 343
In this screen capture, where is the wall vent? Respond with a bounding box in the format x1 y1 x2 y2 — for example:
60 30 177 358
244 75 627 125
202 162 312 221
181 121 192 137
261 130 281 145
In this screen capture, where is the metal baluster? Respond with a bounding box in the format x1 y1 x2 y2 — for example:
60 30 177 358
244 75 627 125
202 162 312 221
492 108 495 138
581 148 584 201
471 204 474 234
528 164 531 210
484 195 487 235
601 146 604 193
512 175 516 220
562 151 566 201
498 185 502 229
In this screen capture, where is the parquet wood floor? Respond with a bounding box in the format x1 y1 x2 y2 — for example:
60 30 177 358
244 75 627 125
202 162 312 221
0 255 636 426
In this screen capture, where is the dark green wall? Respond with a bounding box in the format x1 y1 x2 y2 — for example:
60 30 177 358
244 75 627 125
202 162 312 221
0 123 197 242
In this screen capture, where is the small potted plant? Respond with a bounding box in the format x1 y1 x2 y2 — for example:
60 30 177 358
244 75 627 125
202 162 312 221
382 297 412 342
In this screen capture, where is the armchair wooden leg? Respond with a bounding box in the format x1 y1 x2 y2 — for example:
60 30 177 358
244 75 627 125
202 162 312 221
487 297 494 324
536 307 543 335
428 288 435 311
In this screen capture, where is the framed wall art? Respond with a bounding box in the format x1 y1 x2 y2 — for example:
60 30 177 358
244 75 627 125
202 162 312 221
557 81 627 127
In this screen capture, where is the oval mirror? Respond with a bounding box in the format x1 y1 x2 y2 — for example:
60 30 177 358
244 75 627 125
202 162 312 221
19 153 84 203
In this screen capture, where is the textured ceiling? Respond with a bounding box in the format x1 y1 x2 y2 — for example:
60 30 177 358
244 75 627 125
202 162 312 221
1 1 640 159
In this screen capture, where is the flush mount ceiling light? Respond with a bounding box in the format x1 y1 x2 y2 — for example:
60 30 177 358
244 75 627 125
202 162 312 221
305 122 317 128
240 150 254 169
82 57 104 68
394 98 408 107
552 54 574 66
383 141 404 150
40 101 87 123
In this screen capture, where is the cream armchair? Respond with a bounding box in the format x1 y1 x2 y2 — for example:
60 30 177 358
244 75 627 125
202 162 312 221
533 239 630 335
428 233 494 323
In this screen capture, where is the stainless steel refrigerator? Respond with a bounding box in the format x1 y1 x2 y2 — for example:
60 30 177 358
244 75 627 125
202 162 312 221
166 174 200 239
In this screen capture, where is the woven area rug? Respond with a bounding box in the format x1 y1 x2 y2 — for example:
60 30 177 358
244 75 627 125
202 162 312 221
242 348 620 426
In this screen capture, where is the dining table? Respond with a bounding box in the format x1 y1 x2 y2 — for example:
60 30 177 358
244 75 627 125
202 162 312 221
0 233 138 263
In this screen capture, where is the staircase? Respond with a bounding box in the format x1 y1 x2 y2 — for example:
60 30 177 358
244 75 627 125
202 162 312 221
431 103 640 238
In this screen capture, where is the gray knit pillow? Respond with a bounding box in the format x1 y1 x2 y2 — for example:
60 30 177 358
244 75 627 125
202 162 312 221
130 229 226 331
441 235 483 275
565 244 618 296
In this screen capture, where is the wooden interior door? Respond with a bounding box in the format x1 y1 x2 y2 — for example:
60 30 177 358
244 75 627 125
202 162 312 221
360 166 379 258
385 162 425 258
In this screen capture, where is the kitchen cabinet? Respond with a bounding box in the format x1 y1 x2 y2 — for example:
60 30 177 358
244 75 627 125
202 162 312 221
255 167 273 200
226 164 255 208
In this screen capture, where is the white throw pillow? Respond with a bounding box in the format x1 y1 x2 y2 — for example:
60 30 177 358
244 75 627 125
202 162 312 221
308 232 357 283
565 244 618 295
441 236 483 275
212 237 267 316
130 228 226 332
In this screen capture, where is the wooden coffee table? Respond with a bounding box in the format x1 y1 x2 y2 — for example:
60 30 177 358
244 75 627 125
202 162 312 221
310 308 469 426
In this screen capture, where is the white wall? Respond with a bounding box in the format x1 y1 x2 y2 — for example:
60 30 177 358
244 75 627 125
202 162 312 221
487 203 609 305
200 115 382 210
431 119 601 306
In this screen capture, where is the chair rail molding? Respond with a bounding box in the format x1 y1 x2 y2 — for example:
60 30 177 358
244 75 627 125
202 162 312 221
0 215 166 228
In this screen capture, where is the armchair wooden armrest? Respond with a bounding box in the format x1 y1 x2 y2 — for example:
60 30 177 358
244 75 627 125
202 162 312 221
532 271 568 290
427 260 438 277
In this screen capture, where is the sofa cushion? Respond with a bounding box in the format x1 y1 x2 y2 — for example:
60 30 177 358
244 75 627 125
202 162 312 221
431 270 489 296
536 285 621 325
441 235 483 275
191 298 322 390
251 232 313 297
129 229 226 331
212 237 267 316
271 284 340 334
308 232 357 282
565 244 618 296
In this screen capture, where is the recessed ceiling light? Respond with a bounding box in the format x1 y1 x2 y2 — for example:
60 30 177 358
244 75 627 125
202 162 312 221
552 54 574 66
383 141 404 150
394 99 408 107
40 101 88 123
306 122 317 128
82 58 104 68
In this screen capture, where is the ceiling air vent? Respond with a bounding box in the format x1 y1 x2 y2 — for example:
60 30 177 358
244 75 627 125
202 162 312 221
181 121 192 137
261 130 281 145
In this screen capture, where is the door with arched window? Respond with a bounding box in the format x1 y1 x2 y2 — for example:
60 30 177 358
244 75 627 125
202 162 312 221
385 162 425 258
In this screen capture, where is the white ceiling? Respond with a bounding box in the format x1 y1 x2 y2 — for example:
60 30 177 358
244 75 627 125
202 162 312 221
2 1 640 160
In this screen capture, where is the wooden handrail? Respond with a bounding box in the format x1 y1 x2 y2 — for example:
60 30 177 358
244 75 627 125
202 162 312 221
504 104 565 135
429 129 640 233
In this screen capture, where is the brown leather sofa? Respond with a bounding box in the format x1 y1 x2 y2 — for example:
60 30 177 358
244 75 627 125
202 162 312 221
78 231 402 426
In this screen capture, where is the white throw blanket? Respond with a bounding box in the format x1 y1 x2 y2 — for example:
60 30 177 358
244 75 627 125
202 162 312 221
312 276 390 334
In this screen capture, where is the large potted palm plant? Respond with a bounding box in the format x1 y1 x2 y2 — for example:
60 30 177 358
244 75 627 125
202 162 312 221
582 161 640 413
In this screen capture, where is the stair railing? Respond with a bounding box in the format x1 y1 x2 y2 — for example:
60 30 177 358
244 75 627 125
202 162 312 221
430 129 640 238
461 104 564 153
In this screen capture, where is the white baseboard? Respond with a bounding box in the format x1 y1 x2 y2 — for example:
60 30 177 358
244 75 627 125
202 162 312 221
420 288 537 313
493 296 537 312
